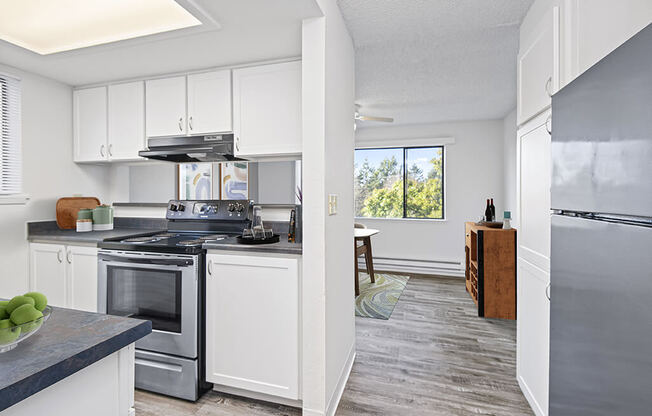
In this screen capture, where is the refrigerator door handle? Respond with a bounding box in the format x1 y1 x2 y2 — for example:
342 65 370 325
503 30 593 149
545 282 551 301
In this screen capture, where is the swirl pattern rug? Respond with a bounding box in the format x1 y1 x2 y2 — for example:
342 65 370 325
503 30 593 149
355 272 410 319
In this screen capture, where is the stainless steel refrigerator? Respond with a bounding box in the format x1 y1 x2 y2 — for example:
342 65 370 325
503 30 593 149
549 23 652 415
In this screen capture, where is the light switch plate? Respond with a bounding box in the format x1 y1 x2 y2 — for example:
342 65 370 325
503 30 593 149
328 194 338 215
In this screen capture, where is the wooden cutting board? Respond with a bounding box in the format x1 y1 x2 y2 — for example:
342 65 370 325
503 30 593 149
56 197 100 229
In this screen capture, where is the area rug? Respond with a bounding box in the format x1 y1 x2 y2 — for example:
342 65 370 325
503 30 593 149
355 272 410 320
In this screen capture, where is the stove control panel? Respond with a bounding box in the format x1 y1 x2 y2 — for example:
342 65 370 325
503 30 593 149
166 200 252 220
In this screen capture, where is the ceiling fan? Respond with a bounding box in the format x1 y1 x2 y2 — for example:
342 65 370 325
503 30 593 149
354 104 394 123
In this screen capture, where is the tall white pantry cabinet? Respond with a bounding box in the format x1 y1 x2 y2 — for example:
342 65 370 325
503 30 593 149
515 2 652 415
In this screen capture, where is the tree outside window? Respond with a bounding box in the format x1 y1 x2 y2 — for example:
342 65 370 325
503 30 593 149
354 146 444 219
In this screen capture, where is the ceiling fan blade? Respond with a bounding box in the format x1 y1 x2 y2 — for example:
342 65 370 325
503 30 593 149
356 114 394 123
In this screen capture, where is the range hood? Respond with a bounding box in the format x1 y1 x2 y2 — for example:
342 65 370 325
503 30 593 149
139 134 243 163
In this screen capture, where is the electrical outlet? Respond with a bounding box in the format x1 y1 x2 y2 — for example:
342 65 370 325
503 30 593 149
328 194 338 215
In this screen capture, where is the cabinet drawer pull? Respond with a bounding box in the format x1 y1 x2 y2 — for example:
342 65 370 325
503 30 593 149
545 77 553 98
178 117 183 132
57 250 63 263
66 250 72 264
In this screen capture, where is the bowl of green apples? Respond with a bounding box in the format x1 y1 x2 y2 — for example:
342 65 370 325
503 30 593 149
0 292 51 353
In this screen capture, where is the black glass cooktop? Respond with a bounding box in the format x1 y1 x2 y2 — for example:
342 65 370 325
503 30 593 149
98 231 237 254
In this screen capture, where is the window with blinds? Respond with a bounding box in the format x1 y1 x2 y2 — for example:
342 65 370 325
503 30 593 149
0 74 21 195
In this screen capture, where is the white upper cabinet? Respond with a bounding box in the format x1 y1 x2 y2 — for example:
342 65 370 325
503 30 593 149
108 81 145 161
145 76 187 137
517 6 560 126
74 86 108 162
233 61 302 158
569 0 652 79
187 70 232 135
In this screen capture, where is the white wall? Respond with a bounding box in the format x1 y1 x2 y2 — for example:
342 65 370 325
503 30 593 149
355 119 505 275
503 109 518 227
301 0 356 414
0 63 110 297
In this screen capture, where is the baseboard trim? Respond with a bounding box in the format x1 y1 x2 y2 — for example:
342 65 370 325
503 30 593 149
358 257 464 277
517 375 546 416
325 342 356 416
212 384 302 408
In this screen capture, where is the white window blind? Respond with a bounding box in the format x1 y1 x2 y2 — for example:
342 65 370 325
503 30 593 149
0 74 21 195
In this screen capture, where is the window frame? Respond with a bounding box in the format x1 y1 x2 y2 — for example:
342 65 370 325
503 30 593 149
354 145 446 221
0 71 27 205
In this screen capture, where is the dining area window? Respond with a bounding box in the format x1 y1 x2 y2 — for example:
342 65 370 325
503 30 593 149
354 146 444 219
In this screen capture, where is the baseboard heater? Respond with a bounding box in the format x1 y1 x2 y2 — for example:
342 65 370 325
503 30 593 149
359 256 464 277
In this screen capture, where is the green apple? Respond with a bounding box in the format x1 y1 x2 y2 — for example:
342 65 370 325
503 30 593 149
0 304 8 320
5 296 35 314
10 304 43 333
24 292 48 312
0 318 20 343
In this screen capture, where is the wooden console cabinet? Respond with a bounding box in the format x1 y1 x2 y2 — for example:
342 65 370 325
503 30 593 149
464 222 516 320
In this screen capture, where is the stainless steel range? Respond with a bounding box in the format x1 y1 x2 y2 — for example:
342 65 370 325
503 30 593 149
97 200 252 401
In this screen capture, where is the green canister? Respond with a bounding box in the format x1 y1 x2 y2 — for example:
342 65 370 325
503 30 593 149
92 205 114 231
77 208 93 221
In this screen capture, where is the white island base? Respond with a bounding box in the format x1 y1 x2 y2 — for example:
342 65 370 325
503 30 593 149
3 344 136 416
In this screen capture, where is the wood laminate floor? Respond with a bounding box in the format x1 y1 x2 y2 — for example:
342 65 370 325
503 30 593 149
135 275 532 416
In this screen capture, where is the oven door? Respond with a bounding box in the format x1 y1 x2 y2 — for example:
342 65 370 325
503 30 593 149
98 250 199 359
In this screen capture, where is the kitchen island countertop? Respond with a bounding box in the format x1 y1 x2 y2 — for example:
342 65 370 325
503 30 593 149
0 306 151 412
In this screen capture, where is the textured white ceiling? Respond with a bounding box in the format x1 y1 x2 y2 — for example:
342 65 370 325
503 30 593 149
338 0 534 125
0 0 321 86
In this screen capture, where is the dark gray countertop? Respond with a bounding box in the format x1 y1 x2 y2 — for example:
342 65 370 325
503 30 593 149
27 219 166 244
203 237 302 255
0 307 151 411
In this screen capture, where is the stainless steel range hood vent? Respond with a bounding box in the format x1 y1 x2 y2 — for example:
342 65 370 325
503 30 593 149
139 134 244 163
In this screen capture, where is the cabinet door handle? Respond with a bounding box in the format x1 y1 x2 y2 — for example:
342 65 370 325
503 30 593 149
545 115 552 135
108 144 113 157
545 77 553 98
235 137 240 152
178 117 183 132
545 283 551 301
100 144 105 157
207 260 213 276
57 250 63 263
189 116 193 131
66 250 72 264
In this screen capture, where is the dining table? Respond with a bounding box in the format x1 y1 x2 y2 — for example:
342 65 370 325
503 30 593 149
354 228 379 296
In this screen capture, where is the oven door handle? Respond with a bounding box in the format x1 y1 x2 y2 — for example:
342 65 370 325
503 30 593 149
99 255 193 267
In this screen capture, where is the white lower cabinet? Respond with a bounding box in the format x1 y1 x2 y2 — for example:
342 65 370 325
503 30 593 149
29 243 98 312
517 258 550 416
205 252 300 400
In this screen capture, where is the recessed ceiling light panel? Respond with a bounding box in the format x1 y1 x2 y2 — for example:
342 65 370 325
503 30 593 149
0 0 203 55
